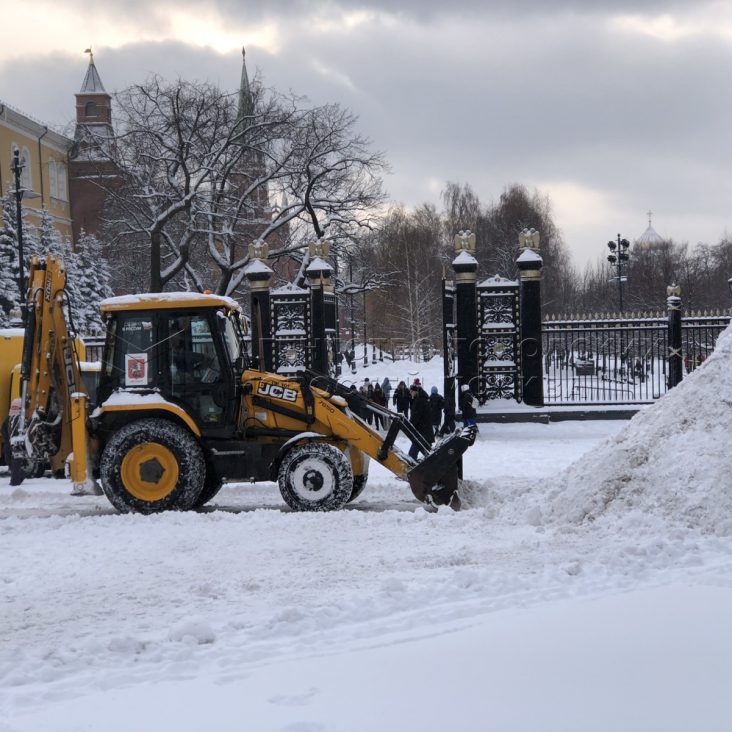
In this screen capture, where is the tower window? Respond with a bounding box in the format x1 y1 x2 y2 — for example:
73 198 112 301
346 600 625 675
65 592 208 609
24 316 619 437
85 101 98 117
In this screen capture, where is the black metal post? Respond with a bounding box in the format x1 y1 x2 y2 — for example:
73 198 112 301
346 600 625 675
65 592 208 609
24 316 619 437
323 285 338 376
363 290 367 368
349 260 356 373
517 248 544 407
441 277 457 432
12 150 27 321
453 252 478 393
310 280 328 374
306 255 332 375
607 234 630 314
331 248 341 376
667 284 683 389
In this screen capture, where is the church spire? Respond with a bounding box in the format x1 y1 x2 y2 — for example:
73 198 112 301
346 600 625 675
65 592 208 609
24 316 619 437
79 47 107 94
234 46 254 142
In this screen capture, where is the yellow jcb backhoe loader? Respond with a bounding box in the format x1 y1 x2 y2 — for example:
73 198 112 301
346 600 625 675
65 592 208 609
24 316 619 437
10 255 476 513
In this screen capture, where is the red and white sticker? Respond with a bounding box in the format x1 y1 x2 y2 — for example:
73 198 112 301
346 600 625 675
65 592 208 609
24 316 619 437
125 353 148 386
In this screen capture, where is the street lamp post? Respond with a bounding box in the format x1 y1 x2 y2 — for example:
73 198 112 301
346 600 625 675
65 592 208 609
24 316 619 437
362 289 368 368
607 233 630 313
349 259 356 373
11 150 28 318
10 149 40 324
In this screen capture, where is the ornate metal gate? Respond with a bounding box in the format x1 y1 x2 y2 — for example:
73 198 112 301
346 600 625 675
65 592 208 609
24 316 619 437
270 283 311 375
477 275 520 402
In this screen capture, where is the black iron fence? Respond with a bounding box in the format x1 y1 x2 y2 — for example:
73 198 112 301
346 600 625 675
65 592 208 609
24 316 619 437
542 311 730 406
682 314 729 372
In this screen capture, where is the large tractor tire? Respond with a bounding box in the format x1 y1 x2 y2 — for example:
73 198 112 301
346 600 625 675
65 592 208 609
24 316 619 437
100 419 205 514
278 442 353 512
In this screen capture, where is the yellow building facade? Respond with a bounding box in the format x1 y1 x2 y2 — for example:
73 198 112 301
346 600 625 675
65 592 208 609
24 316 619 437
0 100 74 242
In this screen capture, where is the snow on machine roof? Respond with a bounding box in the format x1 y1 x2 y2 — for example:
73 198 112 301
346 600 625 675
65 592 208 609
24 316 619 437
100 292 241 313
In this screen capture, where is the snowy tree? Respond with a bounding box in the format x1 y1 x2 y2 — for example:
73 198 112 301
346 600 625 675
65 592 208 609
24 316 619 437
366 205 444 356
74 230 114 334
29 207 85 330
0 192 22 326
87 75 386 296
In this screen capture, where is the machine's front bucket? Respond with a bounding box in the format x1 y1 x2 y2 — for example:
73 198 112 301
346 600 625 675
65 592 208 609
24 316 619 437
407 426 477 509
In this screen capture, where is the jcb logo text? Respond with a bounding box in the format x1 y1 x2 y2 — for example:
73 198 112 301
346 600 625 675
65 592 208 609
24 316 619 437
258 383 298 402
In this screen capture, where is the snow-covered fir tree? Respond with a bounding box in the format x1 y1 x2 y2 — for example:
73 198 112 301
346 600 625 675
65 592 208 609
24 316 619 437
74 230 114 334
0 191 24 326
30 207 84 330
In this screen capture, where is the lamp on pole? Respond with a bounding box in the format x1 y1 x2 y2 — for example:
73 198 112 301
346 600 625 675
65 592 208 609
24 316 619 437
607 233 630 313
348 258 356 373
362 289 368 368
10 149 39 324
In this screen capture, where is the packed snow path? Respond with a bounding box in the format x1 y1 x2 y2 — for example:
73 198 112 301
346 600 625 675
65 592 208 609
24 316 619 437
3 323 732 731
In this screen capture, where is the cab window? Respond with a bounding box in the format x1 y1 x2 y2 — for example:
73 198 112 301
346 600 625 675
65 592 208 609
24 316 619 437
167 314 226 424
108 314 158 388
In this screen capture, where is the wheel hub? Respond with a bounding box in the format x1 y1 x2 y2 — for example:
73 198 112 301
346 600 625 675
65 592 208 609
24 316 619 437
139 457 166 484
120 442 179 502
302 468 324 492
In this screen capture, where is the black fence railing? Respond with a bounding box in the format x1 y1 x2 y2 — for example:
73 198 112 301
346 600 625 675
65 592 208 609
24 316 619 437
682 315 729 372
542 312 730 406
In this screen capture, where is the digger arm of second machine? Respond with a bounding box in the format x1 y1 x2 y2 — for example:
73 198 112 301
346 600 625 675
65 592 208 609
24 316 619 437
20 256 91 488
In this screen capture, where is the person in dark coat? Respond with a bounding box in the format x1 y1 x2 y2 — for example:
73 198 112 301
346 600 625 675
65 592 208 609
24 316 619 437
392 380 411 418
459 384 477 428
359 378 374 425
428 386 444 434
346 384 365 420
408 383 434 459
371 383 387 429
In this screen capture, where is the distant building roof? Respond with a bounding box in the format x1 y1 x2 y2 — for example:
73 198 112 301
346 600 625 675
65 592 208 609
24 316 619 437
635 211 666 250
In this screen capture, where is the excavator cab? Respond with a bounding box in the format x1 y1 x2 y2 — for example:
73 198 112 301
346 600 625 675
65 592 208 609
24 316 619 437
97 296 246 438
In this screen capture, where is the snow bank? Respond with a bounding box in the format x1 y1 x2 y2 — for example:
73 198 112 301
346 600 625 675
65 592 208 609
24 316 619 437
536 324 732 535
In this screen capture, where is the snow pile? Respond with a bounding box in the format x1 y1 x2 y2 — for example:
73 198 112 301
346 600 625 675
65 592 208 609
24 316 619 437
537 325 732 535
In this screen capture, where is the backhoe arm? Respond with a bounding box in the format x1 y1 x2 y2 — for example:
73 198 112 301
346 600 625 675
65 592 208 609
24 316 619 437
15 256 91 489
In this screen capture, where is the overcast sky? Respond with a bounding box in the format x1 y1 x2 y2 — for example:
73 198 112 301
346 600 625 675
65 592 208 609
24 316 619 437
2 0 731 269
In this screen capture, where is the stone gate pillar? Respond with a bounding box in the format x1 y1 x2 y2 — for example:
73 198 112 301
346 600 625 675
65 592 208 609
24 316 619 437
452 230 478 393
244 242 274 371
517 228 544 407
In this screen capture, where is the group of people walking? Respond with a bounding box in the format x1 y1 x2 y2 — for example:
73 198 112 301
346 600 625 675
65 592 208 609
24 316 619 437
348 374 479 461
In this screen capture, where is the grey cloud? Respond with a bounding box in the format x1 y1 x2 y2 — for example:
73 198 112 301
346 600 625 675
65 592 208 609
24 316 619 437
2 3 729 263
29 0 705 24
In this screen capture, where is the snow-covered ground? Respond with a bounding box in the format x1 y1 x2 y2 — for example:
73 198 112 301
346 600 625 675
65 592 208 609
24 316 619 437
2 337 732 731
